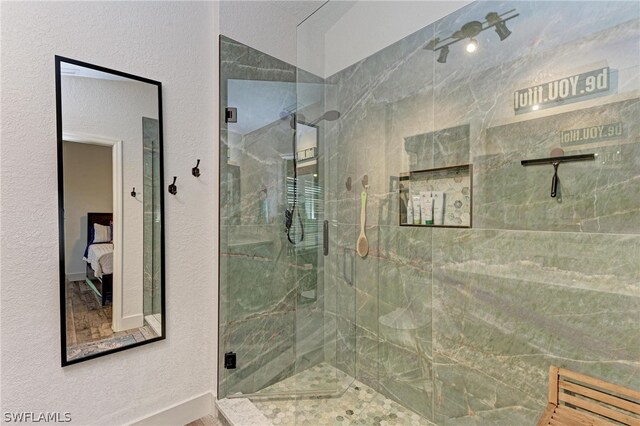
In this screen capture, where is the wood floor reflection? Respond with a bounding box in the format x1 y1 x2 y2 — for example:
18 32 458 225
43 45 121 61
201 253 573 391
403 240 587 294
65 280 158 359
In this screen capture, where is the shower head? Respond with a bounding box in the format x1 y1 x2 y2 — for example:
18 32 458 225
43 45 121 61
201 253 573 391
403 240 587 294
287 110 341 128
317 110 341 123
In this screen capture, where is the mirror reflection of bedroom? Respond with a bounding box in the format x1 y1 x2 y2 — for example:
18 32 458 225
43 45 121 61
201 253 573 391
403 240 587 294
60 60 163 363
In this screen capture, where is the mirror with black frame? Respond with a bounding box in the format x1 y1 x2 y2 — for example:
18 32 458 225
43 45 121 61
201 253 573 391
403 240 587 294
55 56 165 366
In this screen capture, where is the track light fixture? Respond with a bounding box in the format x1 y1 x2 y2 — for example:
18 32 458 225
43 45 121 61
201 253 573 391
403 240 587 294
424 9 518 64
466 39 478 53
486 12 513 41
437 45 450 63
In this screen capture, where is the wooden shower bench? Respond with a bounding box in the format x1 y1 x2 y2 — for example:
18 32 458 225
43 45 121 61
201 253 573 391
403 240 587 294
537 366 640 426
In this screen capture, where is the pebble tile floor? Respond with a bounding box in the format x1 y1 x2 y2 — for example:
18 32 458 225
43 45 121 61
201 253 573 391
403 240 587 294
250 363 434 426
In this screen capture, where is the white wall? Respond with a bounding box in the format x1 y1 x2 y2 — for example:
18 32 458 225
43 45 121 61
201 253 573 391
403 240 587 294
0 1 217 425
61 75 158 319
220 0 298 64
321 1 473 77
62 142 113 277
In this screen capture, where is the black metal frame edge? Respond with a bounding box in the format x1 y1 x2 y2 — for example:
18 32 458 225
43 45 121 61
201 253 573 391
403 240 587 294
56 55 166 367
217 35 223 400
56 55 162 86
521 153 596 166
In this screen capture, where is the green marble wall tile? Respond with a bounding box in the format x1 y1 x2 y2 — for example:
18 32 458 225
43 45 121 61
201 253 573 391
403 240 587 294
355 324 380 389
433 354 541 425
335 315 357 378
432 228 639 423
379 339 434 420
475 99 640 233
220 308 295 394
404 125 470 172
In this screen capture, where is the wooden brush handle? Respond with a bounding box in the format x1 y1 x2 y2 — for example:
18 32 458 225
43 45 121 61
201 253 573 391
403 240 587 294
360 190 367 232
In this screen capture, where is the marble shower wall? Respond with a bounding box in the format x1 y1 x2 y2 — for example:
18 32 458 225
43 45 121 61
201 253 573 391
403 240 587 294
322 1 639 424
219 36 326 398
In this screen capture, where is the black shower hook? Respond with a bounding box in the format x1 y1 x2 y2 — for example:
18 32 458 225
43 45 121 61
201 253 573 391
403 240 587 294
168 176 178 195
192 159 201 177
131 187 136 197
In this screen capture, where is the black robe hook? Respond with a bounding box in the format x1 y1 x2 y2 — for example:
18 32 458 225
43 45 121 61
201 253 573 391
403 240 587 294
168 176 178 195
131 187 136 197
192 159 201 177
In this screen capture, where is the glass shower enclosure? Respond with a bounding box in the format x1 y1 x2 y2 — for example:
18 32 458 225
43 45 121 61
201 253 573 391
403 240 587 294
219 1 639 424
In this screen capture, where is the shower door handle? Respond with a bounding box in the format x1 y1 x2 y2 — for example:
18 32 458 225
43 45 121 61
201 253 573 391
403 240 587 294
323 220 329 256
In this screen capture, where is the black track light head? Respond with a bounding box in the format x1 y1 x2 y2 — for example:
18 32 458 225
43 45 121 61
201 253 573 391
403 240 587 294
437 46 450 63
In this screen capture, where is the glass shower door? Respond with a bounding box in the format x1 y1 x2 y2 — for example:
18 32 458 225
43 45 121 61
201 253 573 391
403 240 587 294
218 35 348 399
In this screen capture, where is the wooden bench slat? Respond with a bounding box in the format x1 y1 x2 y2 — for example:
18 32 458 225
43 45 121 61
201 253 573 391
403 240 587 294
559 393 640 425
539 403 558 425
538 366 640 426
539 403 557 425
559 368 640 401
554 405 612 426
560 380 640 415
553 407 591 425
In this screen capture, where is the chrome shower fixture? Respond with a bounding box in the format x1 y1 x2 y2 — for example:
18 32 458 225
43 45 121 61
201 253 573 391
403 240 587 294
424 9 518 64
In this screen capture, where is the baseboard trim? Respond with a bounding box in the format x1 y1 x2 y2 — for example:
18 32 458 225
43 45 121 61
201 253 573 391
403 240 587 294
66 272 86 282
129 391 215 426
120 313 144 330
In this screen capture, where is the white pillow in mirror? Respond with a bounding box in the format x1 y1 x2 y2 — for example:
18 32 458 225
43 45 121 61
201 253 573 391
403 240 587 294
93 223 111 243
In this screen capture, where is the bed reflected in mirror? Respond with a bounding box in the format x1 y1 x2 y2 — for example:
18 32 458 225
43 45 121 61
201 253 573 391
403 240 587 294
56 56 165 365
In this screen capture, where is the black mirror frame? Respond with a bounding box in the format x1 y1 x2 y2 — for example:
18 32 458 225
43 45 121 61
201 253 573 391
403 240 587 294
55 55 166 367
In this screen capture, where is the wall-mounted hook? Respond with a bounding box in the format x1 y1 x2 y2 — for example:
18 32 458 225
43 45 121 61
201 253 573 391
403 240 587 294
168 177 178 195
345 177 352 191
361 174 368 188
131 187 137 197
192 159 201 177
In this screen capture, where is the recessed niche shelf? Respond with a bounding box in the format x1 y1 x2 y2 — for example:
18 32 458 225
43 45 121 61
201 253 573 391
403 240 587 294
399 164 472 228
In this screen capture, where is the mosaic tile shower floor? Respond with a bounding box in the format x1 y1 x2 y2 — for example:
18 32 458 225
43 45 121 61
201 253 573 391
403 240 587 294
250 363 434 425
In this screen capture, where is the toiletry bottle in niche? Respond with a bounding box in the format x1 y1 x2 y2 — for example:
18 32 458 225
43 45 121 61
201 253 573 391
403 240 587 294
420 191 433 225
412 195 421 225
432 191 445 225
406 195 413 225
